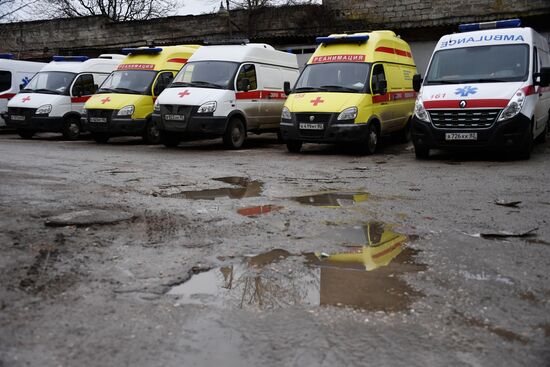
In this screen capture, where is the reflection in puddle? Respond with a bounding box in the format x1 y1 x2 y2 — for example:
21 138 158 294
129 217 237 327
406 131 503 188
237 205 284 217
291 192 369 207
169 222 425 312
166 177 263 200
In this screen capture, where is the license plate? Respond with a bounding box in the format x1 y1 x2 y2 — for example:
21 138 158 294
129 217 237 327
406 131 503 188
11 115 25 121
164 114 185 121
299 123 324 130
89 117 107 123
445 132 477 141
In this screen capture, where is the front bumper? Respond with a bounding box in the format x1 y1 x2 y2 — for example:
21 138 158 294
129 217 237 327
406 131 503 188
279 112 368 143
411 112 531 150
153 106 227 135
83 114 147 136
5 114 64 132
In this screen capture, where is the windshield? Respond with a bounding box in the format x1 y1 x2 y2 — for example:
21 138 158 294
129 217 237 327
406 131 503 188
293 62 371 93
425 44 529 84
22 71 76 95
98 70 157 95
171 61 239 89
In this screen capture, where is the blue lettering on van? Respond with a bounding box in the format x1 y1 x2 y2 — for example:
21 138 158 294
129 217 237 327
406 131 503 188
441 34 525 48
455 86 478 97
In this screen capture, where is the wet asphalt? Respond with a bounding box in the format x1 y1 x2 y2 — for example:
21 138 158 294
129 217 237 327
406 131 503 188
0 132 549 366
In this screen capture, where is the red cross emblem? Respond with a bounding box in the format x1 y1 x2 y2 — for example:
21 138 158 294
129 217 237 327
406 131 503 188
310 96 325 106
22 96 31 103
100 97 111 104
178 90 191 98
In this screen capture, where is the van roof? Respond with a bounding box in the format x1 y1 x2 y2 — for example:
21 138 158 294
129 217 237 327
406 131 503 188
435 27 544 52
119 45 201 71
310 31 415 66
187 44 299 69
41 54 124 74
0 59 46 71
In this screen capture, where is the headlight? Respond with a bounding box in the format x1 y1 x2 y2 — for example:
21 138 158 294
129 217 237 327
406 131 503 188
281 106 291 120
197 101 217 114
498 88 526 122
153 100 160 112
117 105 134 117
414 96 430 123
337 106 358 121
35 104 52 115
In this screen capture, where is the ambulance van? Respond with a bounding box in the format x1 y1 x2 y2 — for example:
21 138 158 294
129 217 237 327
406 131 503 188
83 45 200 144
411 19 550 159
0 54 46 128
153 43 299 149
6 55 124 139
280 31 417 154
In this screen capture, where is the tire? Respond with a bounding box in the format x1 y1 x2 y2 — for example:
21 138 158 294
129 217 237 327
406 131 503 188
17 129 34 139
62 117 81 140
517 124 533 160
223 117 246 149
143 119 161 144
92 132 110 144
535 118 548 144
286 140 302 153
396 119 412 143
414 144 430 159
359 122 379 155
276 130 284 143
160 130 180 148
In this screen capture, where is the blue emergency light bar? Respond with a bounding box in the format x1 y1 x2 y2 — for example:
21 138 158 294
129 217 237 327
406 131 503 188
316 35 370 44
52 55 89 62
459 19 521 32
0 53 14 59
121 47 163 55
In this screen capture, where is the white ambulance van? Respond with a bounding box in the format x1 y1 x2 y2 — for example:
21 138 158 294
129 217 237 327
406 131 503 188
6 55 124 139
153 43 299 149
0 54 45 128
412 19 550 159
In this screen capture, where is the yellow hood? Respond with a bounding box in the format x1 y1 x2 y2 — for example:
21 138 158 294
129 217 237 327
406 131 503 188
285 92 369 113
85 93 153 119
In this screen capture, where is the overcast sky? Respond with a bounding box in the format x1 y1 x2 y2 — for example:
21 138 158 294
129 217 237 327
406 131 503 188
180 0 220 15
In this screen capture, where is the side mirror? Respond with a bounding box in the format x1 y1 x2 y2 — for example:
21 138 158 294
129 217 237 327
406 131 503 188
283 81 291 96
535 67 550 87
239 77 250 92
379 80 387 95
19 84 24 90
413 74 422 92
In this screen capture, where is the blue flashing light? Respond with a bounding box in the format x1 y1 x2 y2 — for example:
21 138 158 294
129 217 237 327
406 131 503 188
0 53 14 59
121 47 163 55
53 55 89 62
316 35 370 45
459 18 521 32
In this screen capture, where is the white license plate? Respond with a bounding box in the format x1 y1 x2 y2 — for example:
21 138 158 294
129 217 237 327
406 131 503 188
164 115 185 121
445 132 477 141
11 115 25 121
299 123 324 130
89 117 107 123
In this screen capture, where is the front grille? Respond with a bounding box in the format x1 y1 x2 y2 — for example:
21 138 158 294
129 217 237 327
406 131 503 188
87 109 113 119
86 109 113 131
8 107 37 117
295 113 332 124
429 109 501 129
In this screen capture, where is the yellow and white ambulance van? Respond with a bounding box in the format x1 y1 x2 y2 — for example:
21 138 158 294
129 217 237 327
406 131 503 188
0 54 46 128
412 19 550 159
280 31 417 154
83 45 200 144
153 43 299 149
6 55 124 139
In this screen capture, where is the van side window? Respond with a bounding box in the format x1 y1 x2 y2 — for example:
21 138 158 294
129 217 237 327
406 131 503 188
0 71 11 92
237 64 257 91
153 72 174 96
371 64 386 94
533 47 539 74
72 74 96 96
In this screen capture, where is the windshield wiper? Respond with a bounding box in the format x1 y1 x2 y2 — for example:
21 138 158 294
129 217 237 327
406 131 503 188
461 78 511 83
320 85 359 93
113 87 142 94
34 88 61 94
97 87 118 93
293 87 328 92
170 82 193 87
190 81 225 89
425 80 460 85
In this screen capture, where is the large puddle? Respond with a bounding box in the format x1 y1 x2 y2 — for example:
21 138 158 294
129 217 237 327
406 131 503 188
169 221 425 312
290 192 369 207
166 177 263 200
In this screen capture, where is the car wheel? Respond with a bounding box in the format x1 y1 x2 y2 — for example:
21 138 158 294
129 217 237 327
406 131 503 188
286 140 302 153
160 130 180 148
92 132 110 144
359 122 379 155
143 119 161 144
535 118 548 144
223 117 246 149
62 117 81 140
17 129 35 139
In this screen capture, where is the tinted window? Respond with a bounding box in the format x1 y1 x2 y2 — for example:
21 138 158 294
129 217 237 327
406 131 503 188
371 64 386 94
0 71 11 92
236 64 257 91
153 72 174 95
72 74 96 96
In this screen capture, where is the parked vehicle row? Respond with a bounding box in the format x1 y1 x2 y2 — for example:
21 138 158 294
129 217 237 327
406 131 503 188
1 19 549 159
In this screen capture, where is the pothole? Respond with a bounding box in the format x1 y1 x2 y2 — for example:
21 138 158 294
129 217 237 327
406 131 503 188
290 192 369 207
163 177 263 200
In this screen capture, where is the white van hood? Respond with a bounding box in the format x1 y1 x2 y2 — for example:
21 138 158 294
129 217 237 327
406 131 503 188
157 87 234 106
420 82 525 109
7 93 67 109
